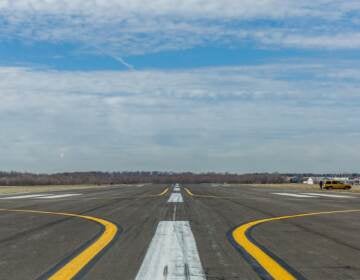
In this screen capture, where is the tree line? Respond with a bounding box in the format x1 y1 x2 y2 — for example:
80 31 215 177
0 171 287 186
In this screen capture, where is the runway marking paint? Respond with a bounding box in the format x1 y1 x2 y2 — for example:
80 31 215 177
147 187 169 197
0 194 52 199
272 193 315 198
231 209 360 280
135 221 205 280
167 193 183 203
301 193 355 198
184 188 218 198
0 208 118 280
38 194 82 199
0 193 82 200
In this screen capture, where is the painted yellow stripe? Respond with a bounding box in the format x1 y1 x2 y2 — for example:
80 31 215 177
232 209 360 280
184 187 217 198
157 187 169 196
184 188 194 196
0 208 118 280
147 187 169 197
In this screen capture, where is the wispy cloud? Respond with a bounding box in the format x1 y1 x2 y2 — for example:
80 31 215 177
1 62 360 172
1 1 360 55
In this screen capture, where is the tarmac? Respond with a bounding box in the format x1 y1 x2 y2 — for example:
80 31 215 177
0 184 359 279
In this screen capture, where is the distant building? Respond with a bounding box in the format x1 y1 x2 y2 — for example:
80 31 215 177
355 178 360 185
303 177 314 185
349 178 360 185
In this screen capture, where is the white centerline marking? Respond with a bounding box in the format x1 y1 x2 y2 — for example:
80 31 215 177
174 187 181 192
172 205 177 221
272 193 315 198
38 194 82 199
0 194 52 200
167 193 184 203
135 221 205 280
301 193 354 198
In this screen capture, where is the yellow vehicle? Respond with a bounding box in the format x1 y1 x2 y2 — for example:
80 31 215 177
324 180 352 190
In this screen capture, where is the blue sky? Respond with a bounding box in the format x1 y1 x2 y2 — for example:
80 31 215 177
1 1 360 173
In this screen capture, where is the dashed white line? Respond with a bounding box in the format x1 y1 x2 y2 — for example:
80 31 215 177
273 192 356 199
301 193 354 198
0 193 82 200
272 193 315 198
0 194 52 200
135 221 205 280
167 193 184 203
38 194 82 199
172 205 177 221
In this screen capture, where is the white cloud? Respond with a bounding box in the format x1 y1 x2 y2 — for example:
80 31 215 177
276 33 360 49
1 62 360 172
0 1 360 54
0 1 347 19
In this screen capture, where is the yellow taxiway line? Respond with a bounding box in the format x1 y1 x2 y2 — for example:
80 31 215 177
155 187 169 196
184 187 217 198
231 209 360 280
0 208 118 280
147 187 169 197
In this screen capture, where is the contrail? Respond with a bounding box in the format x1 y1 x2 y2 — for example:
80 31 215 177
90 44 134 70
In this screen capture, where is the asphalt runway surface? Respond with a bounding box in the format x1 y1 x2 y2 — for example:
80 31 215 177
0 184 359 280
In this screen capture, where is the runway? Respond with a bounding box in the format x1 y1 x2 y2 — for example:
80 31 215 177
0 184 359 280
